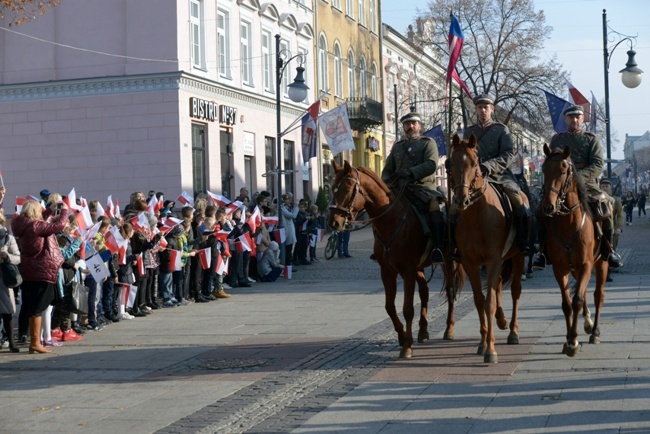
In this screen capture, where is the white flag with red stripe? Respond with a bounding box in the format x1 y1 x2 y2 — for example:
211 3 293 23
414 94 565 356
207 191 231 208
317 228 325 243
159 217 182 234
283 265 292 280
105 195 115 218
146 195 159 215
118 245 127 265
15 197 26 213
63 188 82 211
168 249 183 271
197 248 211 269
216 255 228 275
226 200 244 215
137 253 145 277
104 230 121 255
130 213 149 232
114 199 121 218
273 228 286 244
236 232 253 252
263 215 279 227
79 204 94 229
158 235 168 249
95 202 106 220
177 191 194 207
247 206 262 232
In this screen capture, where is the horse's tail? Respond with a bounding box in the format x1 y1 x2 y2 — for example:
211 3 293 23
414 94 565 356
500 258 514 290
441 259 464 301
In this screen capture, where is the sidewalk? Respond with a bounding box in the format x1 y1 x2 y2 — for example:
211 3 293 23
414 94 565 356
1 219 649 433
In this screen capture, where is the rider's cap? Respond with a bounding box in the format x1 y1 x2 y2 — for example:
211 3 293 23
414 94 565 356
400 112 421 124
563 105 584 116
473 94 494 105
599 178 612 186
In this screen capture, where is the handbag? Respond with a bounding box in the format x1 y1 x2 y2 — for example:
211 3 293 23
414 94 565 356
0 261 23 288
64 271 89 314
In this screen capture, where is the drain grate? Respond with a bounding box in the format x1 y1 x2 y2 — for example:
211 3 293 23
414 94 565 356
163 357 277 374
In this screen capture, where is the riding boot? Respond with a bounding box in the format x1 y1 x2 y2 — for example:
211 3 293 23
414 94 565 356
514 212 531 255
430 222 444 263
602 228 622 268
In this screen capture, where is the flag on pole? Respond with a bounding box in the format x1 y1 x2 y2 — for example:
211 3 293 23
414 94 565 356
565 78 591 119
159 217 182 234
206 191 231 207
247 206 262 233
137 253 145 277
301 100 321 163
63 188 82 211
283 265 292 280
197 248 211 270
158 235 168 249
589 91 599 133
104 229 123 255
236 232 253 252
176 191 194 207
146 195 159 215
216 255 228 276
273 228 286 244
319 103 355 157
114 199 121 218
15 197 26 213
423 124 447 156
541 89 571 134
74 211 88 232
95 202 106 221
168 249 183 271
225 200 244 215
263 215 279 227
106 195 115 218
446 14 464 86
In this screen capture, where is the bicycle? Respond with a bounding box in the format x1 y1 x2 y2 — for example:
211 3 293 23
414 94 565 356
324 231 339 260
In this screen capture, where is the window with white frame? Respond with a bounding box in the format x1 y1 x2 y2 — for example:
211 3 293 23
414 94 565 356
359 57 367 97
358 0 366 26
262 30 273 92
371 62 378 100
334 43 342 97
240 21 253 85
318 36 328 92
346 0 354 19
217 9 231 78
369 0 376 32
190 0 205 69
333 0 341 8
347 50 355 98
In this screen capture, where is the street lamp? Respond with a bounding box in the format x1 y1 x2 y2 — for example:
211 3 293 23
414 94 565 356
602 8 643 179
275 34 309 265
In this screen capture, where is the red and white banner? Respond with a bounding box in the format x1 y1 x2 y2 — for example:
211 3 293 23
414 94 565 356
273 228 286 244
114 198 121 218
158 236 168 249
177 191 194 207
63 188 82 211
283 265 292 280
104 230 121 255
146 195 159 215
137 253 145 277
216 255 228 276
263 215 279 227
168 249 183 271
236 232 253 252
15 197 26 213
159 217 182 234
130 213 149 232
106 195 115 218
118 245 127 265
119 283 137 308
247 206 262 232
226 200 244 215
197 247 211 270
206 191 231 208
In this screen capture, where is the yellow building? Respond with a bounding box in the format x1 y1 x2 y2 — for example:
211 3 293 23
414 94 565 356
314 0 384 188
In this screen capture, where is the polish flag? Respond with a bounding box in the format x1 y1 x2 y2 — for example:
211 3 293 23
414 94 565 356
84 221 102 241
79 204 94 229
226 200 244 215
79 241 87 260
159 217 182 234
168 249 183 271
106 195 115 218
177 191 194 207
273 228 286 244
118 283 130 306
15 197 26 213
206 191 231 207
263 215 279 227
197 247 211 269
75 211 88 232
118 245 127 265
63 188 82 211
283 265 292 280
130 213 149 232
158 235 168 249
236 232 253 252
137 253 145 276
114 199 121 218
247 206 262 233
215 230 231 256
79 196 88 208
156 195 165 214
104 230 121 254
565 78 591 119
316 228 325 243
95 202 106 220
216 255 228 276
146 195 159 215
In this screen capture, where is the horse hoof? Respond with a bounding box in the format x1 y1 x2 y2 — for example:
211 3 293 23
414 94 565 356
484 352 498 363
584 320 594 335
589 335 601 345
507 334 519 345
477 344 485 355
399 348 413 359
443 331 454 341
417 331 429 343
562 342 580 357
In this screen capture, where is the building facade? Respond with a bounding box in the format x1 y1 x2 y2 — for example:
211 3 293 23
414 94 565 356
0 0 315 212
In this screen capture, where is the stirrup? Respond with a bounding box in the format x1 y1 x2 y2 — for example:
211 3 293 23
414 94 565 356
532 253 546 270
430 248 443 264
607 251 622 269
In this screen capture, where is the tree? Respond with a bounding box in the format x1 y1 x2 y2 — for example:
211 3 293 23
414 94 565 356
0 1 60 26
412 0 567 135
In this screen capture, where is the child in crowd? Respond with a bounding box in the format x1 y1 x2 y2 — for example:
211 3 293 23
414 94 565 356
307 205 321 262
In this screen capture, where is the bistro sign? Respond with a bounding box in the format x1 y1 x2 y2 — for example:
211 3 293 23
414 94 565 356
189 97 237 126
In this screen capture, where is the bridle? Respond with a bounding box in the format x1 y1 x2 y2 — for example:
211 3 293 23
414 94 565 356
448 153 488 208
328 166 364 228
543 156 581 217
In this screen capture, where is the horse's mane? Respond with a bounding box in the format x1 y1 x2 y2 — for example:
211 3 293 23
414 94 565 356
545 151 593 218
358 166 391 195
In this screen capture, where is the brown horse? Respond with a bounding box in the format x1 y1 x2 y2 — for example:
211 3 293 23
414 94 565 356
448 134 525 363
540 144 607 356
328 161 461 359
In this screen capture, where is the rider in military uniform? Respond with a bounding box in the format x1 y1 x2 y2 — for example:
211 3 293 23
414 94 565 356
460 94 532 255
533 105 622 269
381 112 444 262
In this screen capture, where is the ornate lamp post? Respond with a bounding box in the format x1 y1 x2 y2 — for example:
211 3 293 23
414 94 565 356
275 34 309 265
602 9 643 179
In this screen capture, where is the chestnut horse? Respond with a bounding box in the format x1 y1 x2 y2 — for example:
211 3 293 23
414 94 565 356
328 161 461 359
540 144 607 356
448 134 525 363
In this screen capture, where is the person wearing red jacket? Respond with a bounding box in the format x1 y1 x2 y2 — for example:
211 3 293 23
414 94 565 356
11 199 69 354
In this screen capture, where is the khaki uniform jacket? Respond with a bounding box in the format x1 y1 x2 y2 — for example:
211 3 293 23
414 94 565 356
382 135 440 194
463 121 517 186
550 130 603 193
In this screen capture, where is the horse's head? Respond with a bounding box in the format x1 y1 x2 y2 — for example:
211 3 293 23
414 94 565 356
449 134 482 210
328 160 364 231
541 144 572 216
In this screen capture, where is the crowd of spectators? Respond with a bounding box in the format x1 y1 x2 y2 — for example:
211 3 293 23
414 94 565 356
0 186 328 354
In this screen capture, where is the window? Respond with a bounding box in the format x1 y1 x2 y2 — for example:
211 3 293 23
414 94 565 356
358 0 366 26
333 0 340 8
346 0 354 19
190 0 204 69
371 62 378 100
334 43 342 97
318 36 328 92
359 56 367 97
347 51 355 98
240 21 252 85
217 10 231 78
192 123 207 198
220 130 232 199
369 0 376 32
262 31 273 92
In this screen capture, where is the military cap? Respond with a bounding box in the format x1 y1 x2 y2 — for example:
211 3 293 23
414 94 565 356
563 105 584 116
599 178 612 186
473 94 494 105
400 112 421 123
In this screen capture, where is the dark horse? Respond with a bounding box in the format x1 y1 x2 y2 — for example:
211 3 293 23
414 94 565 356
541 144 607 356
448 134 525 363
328 161 461 358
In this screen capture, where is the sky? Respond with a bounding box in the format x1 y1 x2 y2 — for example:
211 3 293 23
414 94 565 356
380 0 650 159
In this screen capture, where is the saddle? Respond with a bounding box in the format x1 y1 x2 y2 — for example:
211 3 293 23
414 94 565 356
588 193 611 222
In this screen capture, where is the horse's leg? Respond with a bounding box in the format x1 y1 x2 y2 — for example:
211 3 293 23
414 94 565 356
400 274 416 358
495 274 508 331
552 266 575 355
483 261 502 363
416 269 430 343
590 259 607 344
443 258 457 340
465 265 487 356
583 295 594 335
507 257 525 345
565 262 593 357
381 267 405 352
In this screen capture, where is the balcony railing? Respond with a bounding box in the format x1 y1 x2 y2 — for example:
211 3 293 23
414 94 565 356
346 97 383 132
